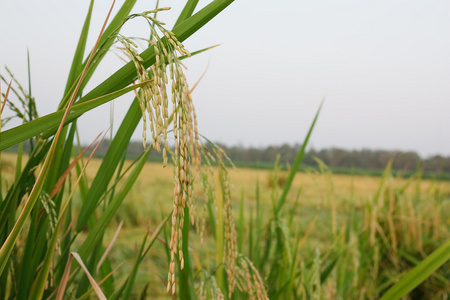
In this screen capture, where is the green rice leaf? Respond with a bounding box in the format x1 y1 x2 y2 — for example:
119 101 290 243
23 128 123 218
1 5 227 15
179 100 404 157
380 239 450 300
175 0 199 27
72 252 107 300
59 0 137 110
275 101 323 216
63 0 94 96
0 82 148 151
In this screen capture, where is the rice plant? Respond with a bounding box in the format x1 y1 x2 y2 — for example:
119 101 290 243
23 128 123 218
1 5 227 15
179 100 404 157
1 1 449 299
0 1 237 298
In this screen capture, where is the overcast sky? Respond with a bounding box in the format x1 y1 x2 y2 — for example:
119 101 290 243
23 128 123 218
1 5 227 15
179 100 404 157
1 1 449 157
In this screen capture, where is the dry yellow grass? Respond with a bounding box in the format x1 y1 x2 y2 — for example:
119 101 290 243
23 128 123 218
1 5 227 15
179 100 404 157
3 150 448 241
225 166 449 205
3 151 448 214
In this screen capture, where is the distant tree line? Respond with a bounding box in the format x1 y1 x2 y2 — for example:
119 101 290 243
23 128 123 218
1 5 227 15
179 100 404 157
214 143 450 174
7 140 450 174
68 140 450 174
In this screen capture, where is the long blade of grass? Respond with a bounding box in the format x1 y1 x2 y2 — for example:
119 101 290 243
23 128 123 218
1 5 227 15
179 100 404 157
275 101 323 216
78 0 137 91
380 239 450 300
369 159 392 246
175 0 199 27
96 221 123 272
63 0 94 95
0 80 12 115
74 97 142 232
0 80 11 204
26 49 38 152
0 82 148 151
27 48 32 110
72 252 107 300
53 123 78 283
215 167 226 291
254 178 262 267
75 263 122 300
59 0 137 110
55 255 74 300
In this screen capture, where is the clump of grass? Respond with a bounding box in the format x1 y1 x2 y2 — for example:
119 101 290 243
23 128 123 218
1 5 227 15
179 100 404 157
234 146 450 299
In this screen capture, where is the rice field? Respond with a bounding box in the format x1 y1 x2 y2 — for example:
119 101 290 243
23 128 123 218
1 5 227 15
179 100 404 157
4 152 449 298
104 157 450 299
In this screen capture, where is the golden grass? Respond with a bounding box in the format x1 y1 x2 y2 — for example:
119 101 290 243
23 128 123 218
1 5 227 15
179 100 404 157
3 152 448 214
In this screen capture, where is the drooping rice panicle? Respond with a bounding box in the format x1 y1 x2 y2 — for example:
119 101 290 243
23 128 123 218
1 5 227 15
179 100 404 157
117 11 206 294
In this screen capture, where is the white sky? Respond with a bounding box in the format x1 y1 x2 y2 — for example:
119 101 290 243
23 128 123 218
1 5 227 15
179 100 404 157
1 0 449 157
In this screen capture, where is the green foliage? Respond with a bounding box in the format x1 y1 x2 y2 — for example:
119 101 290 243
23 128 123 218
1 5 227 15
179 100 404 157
0 1 234 298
